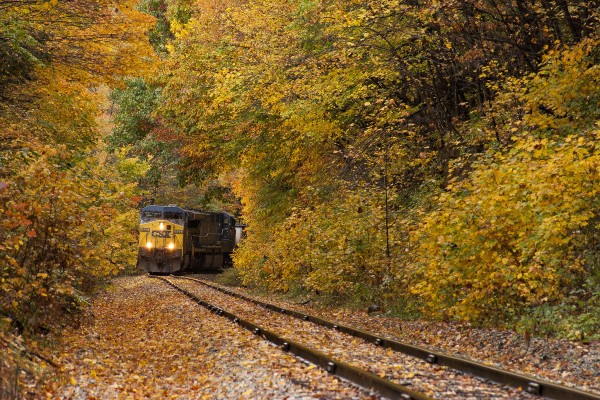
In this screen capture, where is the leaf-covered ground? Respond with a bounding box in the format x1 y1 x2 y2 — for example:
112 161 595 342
43 276 378 399
195 275 599 395
173 277 536 399
5 272 593 399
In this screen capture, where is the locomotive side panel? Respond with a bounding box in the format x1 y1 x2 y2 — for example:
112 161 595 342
186 213 235 271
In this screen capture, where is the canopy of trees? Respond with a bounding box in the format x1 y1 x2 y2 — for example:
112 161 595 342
141 0 599 338
2 0 598 340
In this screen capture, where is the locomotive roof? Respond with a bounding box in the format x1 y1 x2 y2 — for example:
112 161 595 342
142 204 185 213
141 205 234 220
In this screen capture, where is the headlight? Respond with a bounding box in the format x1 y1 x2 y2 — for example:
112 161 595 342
168 243 175 250
146 242 153 249
159 222 165 231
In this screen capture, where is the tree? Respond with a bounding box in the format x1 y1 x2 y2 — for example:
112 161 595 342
0 0 155 333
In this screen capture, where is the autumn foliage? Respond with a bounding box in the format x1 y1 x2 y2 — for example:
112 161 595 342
0 0 154 334
411 41 600 328
2 0 597 342
142 0 600 338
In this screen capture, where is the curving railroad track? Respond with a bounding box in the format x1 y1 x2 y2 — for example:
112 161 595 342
152 275 600 400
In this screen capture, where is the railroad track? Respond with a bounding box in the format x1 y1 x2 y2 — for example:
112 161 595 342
155 275 600 400
175 275 599 400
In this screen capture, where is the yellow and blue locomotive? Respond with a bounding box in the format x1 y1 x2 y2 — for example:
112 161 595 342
137 205 237 274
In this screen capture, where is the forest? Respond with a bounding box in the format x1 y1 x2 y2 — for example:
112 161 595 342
1 0 598 356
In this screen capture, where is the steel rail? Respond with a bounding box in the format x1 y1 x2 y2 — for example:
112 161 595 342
174 275 600 400
153 275 431 400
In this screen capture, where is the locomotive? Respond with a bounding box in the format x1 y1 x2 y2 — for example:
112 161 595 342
137 205 238 274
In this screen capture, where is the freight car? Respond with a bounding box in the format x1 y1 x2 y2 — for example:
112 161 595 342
137 205 238 274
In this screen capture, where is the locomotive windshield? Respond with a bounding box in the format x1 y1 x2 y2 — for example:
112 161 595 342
141 210 162 222
164 211 185 223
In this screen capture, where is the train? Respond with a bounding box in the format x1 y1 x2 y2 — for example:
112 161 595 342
137 204 241 274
